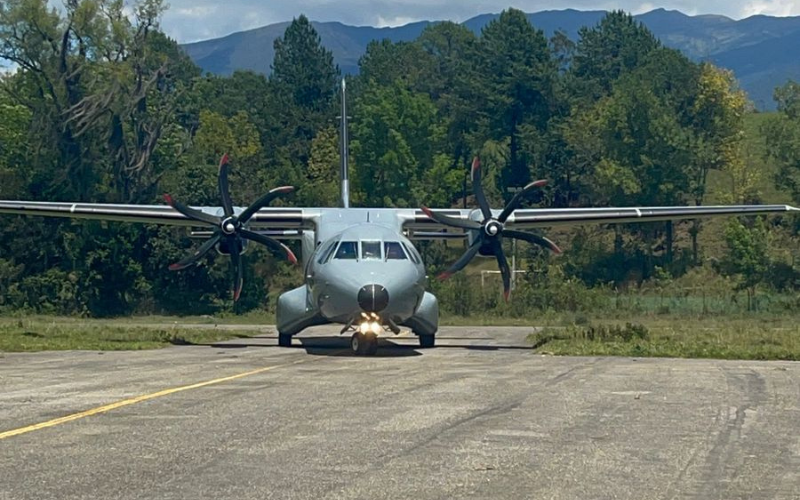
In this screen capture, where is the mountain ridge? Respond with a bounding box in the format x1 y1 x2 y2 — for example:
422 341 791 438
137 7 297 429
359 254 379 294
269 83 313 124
180 9 800 110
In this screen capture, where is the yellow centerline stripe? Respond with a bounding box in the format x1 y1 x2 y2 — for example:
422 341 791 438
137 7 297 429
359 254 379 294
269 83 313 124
0 357 312 441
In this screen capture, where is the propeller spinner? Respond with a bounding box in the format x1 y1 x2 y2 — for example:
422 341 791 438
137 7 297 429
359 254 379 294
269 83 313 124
421 157 562 301
164 154 297 301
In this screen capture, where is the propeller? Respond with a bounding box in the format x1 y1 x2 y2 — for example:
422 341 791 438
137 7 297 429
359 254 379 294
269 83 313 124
422 157 562 301
164 154 297 301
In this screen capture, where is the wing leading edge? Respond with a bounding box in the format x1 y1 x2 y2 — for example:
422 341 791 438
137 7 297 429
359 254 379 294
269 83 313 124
0 200 315 229
0 200 796 234
405 204 798 233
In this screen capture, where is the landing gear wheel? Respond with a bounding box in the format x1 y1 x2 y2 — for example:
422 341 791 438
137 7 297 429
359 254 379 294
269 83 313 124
365 332 378 355
351 332 378 356
418 334 435 348
278 333 292 347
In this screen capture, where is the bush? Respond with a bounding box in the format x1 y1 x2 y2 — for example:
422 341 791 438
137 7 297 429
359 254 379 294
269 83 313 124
582 322 650 342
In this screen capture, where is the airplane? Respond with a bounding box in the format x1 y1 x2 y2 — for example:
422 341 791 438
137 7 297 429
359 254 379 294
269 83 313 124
0 79 797 355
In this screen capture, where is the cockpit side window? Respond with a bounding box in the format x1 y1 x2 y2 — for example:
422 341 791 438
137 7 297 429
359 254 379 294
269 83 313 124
384 241 407 260
361 240 382 261
401 242 421 264
334 241 358 260
317 241 338 264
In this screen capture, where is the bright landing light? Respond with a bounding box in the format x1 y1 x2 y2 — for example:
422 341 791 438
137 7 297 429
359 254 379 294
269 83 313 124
359 321 382 335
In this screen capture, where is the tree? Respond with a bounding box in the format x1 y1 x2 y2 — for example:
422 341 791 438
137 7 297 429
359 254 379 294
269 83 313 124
270 15 340 197
719 218 770 310
350 81 445 207
1 0 198 203
271 15 338 114
416 22 479 205
0 91 30 198
571 11 660 101
472 8 557 194
307 125 341 207
765 81 800 205
358 39 433 90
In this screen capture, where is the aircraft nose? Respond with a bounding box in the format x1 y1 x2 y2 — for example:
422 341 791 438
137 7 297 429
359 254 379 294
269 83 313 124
358 284 389 313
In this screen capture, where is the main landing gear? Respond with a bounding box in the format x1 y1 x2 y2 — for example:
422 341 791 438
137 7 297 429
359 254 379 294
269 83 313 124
350 331 378 356
418 334 435 348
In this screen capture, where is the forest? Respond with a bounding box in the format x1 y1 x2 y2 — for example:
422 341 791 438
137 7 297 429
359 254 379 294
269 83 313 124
0 0 798 318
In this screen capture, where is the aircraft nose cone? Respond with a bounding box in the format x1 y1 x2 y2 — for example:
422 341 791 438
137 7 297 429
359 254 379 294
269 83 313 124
358 284 389 313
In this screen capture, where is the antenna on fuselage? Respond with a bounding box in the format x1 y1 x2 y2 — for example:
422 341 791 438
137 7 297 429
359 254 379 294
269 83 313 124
339 77 350 208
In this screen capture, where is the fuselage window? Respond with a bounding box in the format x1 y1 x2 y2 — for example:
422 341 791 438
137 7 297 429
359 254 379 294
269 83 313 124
317 241 337 264
384 241 407 260
334 241 358 260
361 240 382 261
402 242 421 264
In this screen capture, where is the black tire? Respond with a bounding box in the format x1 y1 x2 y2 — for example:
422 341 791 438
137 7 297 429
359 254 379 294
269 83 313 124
365 333 378 355
278 333 292 347
351 332 366 355
418 334 435 348
351 332 379 356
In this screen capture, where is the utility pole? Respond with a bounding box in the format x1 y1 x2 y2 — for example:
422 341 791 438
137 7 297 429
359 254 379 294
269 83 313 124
339 78 350 208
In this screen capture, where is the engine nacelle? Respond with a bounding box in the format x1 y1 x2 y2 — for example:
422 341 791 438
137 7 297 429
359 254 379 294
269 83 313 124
467 229 495 257
215 238 248 255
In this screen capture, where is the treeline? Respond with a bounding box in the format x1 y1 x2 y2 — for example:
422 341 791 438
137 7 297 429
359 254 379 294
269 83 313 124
0 0 797 316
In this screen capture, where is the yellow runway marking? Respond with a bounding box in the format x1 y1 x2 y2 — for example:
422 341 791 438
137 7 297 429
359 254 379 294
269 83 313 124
0 357 314 441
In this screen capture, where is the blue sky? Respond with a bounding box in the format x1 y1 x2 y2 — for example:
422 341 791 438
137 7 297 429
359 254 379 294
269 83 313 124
159 0 800 42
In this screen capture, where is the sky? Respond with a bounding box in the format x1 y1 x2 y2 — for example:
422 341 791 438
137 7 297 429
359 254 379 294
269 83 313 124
159 0 800 43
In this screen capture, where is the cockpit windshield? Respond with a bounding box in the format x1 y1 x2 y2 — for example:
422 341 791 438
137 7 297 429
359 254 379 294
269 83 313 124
330 239 412 262
334 241 358 260
384 241 407 260
361 241 382 261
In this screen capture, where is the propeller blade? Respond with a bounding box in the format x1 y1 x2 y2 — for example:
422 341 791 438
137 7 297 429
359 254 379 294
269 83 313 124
229 236 244 301
238 186 295 224
492 239 512 302
498 179 547 223
218 154 234 218
504 229 562 254
168 233 222 271
438 239 482 280
240 229 298 264
164 194 219 226
471 157 492 221
421 206 481 230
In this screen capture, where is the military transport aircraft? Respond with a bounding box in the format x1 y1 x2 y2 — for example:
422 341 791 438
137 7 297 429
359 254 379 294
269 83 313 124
0 80 797 355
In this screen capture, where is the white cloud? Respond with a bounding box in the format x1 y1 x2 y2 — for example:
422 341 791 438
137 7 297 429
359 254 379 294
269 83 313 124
173 6 218 18
375 15 421 27
740 0 800 17
632 3 656 14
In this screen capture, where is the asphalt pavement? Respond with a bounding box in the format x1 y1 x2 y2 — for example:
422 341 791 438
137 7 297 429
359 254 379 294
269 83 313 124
1 326 799 499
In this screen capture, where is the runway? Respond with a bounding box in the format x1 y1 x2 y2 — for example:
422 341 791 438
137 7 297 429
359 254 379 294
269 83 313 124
1 326 799 499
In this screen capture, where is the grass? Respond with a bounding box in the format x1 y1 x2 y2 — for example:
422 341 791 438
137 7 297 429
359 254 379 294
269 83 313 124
0 317 264 352
527 315 800 360
2 307 799 360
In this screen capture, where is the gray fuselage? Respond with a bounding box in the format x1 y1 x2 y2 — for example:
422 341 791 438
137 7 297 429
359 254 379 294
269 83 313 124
275 211 439 337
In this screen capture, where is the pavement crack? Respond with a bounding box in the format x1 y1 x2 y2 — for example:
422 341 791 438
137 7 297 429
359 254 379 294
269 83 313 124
388 398 525 460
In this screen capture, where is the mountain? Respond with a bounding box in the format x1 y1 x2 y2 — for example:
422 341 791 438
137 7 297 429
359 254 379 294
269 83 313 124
180 9 800 109
183 20 433 76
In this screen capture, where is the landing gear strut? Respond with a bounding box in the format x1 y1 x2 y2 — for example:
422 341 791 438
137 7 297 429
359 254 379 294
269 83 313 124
278 333 292 347
418 334 435 348
350 332 378 356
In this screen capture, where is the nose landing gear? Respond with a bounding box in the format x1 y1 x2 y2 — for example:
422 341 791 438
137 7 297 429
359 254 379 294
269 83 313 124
350 331 378 356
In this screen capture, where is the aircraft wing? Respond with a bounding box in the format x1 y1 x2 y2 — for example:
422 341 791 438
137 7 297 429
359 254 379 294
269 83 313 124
1 200 797 236
0 200 317 231
404 204 799 233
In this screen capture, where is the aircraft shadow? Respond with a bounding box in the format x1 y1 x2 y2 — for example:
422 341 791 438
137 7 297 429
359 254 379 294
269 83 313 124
178 336 532 356
296 337 423 357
